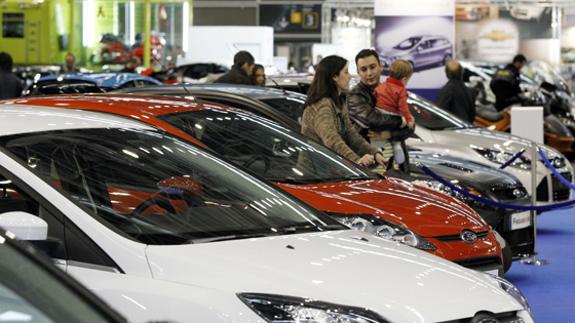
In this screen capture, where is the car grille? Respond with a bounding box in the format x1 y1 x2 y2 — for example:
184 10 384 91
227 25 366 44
435 231 489 242
501 227 535 258
552 172 572 201
439 311 525 323
536 172 572 202
490 184 528 201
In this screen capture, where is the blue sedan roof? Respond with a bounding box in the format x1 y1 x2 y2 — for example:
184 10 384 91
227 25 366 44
36 73 162 88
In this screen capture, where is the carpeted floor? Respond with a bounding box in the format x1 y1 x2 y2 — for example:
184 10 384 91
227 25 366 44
505 207 575 322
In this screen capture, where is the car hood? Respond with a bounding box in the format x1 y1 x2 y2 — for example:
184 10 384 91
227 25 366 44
409 151 522 188
276 178 487 237
382 47 410 58
145 230 522 323
420 127 563 160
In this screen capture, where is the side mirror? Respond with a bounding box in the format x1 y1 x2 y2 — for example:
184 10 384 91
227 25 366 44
0 212 48 241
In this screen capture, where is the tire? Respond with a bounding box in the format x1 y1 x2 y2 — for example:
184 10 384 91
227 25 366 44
502 240 513 273
442 54 452 66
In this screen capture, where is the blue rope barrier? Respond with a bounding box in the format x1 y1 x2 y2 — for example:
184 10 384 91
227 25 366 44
420 165 575 212
499 148 526 170
538 149 575 191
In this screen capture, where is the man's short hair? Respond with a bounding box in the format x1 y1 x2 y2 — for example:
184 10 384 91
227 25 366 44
234 51 255 67
445 60 463 80
0 52 13 73
355 49 379 65
389 60 413 80
513 54 527 64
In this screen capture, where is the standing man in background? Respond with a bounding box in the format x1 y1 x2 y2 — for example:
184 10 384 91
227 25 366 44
0 52 23 99
436 60 476 123
215 51 255 85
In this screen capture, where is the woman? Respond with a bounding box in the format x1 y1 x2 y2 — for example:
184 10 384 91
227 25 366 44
251 64 266 86
301 55 386 167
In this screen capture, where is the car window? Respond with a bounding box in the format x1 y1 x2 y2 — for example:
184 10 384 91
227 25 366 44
393 37 421 50
159 109 378 184
260 97 305 124
0 172 116 269
0 238 122 323
408 94 471 130
0 128 344 245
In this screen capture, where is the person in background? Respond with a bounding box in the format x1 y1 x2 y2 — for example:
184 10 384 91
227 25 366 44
0 52 23 99
121 56 141 73
301 55 386 168
436 60 476 123
61 52 80 73
215 51 255 85
490 54 527 111
372 60 414 165
251 64 266 86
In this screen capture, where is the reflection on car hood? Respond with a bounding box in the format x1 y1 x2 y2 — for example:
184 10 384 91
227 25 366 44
410 151 522 187
276 178 487 236
435 128 561 159
146 230 522 323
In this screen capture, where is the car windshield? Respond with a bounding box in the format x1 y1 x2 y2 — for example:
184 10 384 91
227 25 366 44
408 93 472 130
260 97 306 123
393 37 421 50
0 128 344 245
158 109 379 184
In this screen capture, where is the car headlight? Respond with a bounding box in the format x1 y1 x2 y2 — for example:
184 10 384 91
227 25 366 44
488 275 532 315
327 213 436 250
473 147 531 170
238 293 390 323
412 179 486 208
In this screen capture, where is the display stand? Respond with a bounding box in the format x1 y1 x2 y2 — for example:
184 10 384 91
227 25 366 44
511 106 549 266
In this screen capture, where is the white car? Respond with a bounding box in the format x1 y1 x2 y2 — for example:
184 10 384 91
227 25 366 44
407 93 574 206
0 105 533 323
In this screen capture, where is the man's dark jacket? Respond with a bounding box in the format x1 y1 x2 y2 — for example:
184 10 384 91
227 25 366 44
215 66 252 85
436 79 476 123
490 63 522 111
0 72 23 99
347 81 403 140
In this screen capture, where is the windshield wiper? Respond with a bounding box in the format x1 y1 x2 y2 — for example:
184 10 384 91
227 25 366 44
323 175 374 183
187 233 271 244
267 177 321 185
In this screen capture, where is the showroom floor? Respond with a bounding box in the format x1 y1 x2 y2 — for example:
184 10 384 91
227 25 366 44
506 207 574 322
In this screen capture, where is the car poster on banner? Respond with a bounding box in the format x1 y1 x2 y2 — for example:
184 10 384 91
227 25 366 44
374 0 455 91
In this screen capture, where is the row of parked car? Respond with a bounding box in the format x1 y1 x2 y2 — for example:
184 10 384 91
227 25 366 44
1 66 565 322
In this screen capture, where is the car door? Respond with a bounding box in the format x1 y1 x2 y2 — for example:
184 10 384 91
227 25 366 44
414 40 431 67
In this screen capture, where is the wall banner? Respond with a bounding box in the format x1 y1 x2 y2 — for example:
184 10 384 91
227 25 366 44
374 0 455 97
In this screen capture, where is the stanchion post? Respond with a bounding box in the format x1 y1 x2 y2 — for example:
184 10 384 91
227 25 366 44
520 141 549 266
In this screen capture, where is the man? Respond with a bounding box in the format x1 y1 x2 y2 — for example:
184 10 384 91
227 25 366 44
436 60 476 123
0 52 23 99
215 51 255 85
347 49 405 139
347 49 409 168
61 52 80 73
490 54 527 111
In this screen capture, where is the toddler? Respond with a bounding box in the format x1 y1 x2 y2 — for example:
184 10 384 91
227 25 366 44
373 60 414 165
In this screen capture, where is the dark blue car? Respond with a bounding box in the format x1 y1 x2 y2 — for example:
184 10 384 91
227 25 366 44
23 73 162 96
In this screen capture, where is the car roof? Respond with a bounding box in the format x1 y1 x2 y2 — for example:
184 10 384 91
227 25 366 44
36 73 162 88
8 94 237 117
0 102 154 137
177 83 307 100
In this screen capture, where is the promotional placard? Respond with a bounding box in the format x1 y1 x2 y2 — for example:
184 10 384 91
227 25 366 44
375 0 455 96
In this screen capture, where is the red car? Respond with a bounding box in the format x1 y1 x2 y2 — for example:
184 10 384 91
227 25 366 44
9 94 505 273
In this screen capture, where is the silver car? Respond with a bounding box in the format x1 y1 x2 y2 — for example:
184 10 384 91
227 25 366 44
380 35 452 71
